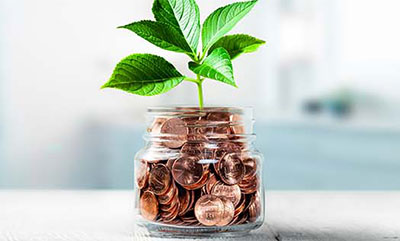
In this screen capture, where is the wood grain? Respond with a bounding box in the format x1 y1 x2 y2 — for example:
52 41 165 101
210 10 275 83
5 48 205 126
0 191 398 241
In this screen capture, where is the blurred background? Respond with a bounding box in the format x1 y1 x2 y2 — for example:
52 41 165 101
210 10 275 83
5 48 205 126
1 0 399 190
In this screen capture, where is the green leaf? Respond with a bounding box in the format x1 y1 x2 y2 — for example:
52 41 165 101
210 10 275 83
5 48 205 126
189 47 236 87
119 20 192 54
202 0 258 52
153 0 200 54
102 54 185 96
208 34 265 60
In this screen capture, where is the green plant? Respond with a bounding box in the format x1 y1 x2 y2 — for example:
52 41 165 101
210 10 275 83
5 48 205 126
102 0 265 108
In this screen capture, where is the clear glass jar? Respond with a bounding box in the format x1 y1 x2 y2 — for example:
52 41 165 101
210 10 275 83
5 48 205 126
134 107 264 238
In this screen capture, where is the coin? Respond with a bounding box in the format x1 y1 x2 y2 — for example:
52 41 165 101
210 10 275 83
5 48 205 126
148 117 166 134
140 191 159 221
218 153 245 185
207 111 231 122
216 197 235 226
195 118 215 135
166 158 176 171
248 192 261 222
160 118 188 149
180 143 203 157
160 201 180 222
206 112 231 134
178 188 191 216
160 188 179 212
234 194 246 217
205 173 218 194
180 214 199 225
181 170 209 190
215 142 241 161
149 164 171 195
182 116 201 126
136 160 150 189
207 133 229 143
158 181 176 205
236 211 249 225
185 190 196 213
194 195 224 226
242 156 258 178
172 156 204 187
230 114 245 134
211 181 241 207
213 142 242 175
239 176 260 194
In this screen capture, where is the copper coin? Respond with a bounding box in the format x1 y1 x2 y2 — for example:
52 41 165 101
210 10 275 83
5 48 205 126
248 192 261 222
205 173 218 194
218 153 245 185
207 111 231 122
160 188 179 211
181 170 209 190
148 117 166 134
242 194 253 214
242 156 258 178
180 213 197 222
206 112 231 134
160 206 180 223
181 216 199 225
234 194 246 217
158 182 176 205
160 118 188 149
228 213 240 225
185 190 196 213
149 164 171 196
230 114 245 134
140 191 159 221
239 176 260 194
161 201 180 221
182 116 201 126
184 117 208 141
178 188 191 216
195 118 215 135
194 195 224 226
236 211 249 225
184 116 202 138
211 181 241 207
136 160 150 189
216 197 235 226
187 133 208 143
229 210 248 226
215 142 241 161
166 158 176 170
172 156 204 187
162 218 183 225
180 143 203 157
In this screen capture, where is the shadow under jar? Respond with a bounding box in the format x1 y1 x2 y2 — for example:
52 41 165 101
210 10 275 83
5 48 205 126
134 107 265 238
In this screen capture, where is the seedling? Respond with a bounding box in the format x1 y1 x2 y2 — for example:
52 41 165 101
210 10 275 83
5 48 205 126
102 0 265 108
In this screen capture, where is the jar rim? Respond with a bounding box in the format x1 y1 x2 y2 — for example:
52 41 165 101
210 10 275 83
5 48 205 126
147 106 253 114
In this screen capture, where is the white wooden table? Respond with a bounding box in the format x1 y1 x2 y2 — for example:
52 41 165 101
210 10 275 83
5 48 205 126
0 191 399 241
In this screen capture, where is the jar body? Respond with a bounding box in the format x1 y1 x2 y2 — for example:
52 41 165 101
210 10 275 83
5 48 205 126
134 107 264 237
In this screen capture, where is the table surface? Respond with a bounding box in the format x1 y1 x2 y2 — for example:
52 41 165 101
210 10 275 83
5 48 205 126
0 191 399 241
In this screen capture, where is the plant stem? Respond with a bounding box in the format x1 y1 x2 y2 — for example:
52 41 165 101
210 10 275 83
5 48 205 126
196 74 204 109
184 77 199 84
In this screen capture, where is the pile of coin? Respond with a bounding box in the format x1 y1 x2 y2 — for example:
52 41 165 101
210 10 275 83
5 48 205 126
137 109 262 227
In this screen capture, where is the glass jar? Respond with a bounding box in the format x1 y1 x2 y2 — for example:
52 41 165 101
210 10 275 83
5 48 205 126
134 107 264 238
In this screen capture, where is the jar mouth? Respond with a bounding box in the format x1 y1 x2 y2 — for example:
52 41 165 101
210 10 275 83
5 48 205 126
147 106 253 115
145 106 255 145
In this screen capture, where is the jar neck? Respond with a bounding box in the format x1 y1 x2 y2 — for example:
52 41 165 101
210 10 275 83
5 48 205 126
144 106 255 143
140 107 255 162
